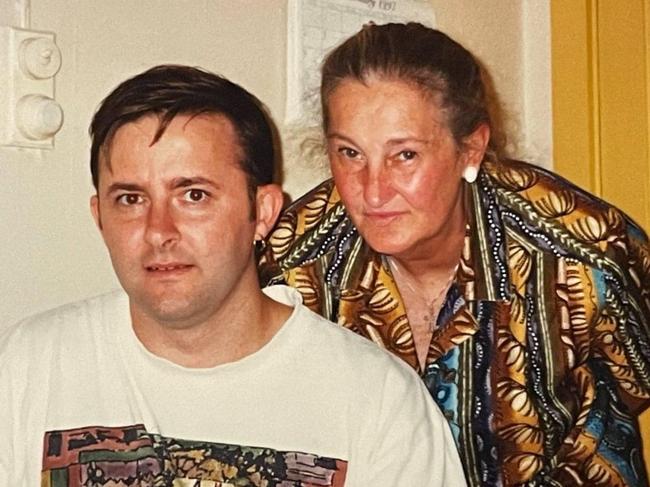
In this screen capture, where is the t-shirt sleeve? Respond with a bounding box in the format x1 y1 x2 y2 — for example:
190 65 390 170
358 359 467 486
0 326 18 486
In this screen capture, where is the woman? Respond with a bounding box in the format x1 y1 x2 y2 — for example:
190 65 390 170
260 23 650 486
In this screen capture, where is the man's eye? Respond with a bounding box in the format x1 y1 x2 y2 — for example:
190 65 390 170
117 194 142 205
183 189 208 202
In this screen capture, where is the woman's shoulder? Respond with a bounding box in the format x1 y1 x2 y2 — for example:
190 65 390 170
262 178 354 269
485 159 648 240
277 178 343 231
483 159 649 283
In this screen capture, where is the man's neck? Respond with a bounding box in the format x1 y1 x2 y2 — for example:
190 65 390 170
129 279 292 368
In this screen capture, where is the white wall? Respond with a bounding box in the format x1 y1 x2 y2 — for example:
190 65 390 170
0 0 551 328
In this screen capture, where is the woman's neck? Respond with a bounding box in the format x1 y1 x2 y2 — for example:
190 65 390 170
386 200 467 370
390 200 466 282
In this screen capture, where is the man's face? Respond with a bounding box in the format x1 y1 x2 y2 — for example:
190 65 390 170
91 113 268 329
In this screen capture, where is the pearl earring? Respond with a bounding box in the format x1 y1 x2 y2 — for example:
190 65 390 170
463 166 478 183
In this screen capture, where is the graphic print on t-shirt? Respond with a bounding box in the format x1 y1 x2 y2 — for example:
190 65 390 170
42 424 348 486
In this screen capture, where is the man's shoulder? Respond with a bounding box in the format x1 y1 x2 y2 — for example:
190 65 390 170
14 289 124 328
271 285 422 389
1 289 126 353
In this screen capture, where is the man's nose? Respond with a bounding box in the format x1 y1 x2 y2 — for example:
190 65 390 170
144 201 180 248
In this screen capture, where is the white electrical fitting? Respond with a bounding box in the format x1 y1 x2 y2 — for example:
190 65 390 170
0 26 63 149
20 36 62 80
16 94 64 140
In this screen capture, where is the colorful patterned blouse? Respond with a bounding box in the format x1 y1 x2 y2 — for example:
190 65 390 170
259 159 650 486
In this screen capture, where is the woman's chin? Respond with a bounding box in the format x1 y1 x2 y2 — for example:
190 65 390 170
360 232 412 257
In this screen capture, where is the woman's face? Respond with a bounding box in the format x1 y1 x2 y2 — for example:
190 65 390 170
326 77 486 261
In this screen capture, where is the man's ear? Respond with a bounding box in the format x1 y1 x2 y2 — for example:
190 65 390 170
90 194 103 231
253 184 284 240
461 123 491 170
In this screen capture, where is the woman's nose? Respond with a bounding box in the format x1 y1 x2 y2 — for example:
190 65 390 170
363 165 394 208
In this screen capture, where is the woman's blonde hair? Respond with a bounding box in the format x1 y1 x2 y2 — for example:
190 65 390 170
321 22 502 161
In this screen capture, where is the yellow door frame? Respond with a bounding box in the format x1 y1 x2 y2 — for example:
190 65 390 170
551 0 650 471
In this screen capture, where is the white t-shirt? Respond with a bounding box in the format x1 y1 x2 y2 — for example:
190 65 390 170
0 285 465 486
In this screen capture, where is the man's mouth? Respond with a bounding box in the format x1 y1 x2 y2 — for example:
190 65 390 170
145 264 192 272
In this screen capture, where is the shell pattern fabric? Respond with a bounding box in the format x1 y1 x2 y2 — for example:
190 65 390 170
259 159 650 486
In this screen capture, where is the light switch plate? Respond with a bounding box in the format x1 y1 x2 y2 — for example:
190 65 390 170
0 26 63 149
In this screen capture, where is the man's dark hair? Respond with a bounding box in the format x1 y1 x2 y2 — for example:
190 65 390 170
89 65 275 198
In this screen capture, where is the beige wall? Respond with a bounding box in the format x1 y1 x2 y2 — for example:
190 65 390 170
433 1 551 166
283 1 551 197
0 1 550 328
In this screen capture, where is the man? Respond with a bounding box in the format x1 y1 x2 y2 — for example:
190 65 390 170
0 65 465 486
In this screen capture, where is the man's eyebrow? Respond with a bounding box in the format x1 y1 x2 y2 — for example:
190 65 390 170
172 177 221 190
106 182 144 194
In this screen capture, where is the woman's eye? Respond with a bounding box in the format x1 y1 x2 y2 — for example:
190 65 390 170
184 189 208 202
339 147 360 159
397 150 417 161
117 194 142 205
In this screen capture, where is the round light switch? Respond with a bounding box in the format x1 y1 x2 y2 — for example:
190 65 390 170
17 95 64 140
19 37 62 79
